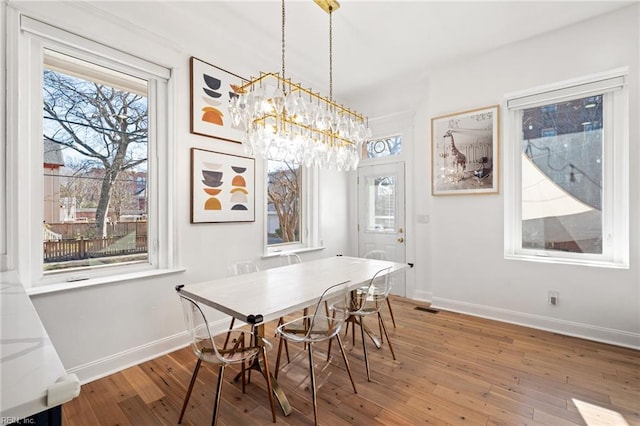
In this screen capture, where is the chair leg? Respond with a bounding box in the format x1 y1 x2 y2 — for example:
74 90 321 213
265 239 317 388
335 333 357 394
178 358 202 424
386 298 397 328
308 343 319 426
379 312 396 360
222 317 236 350
359 316 371 382
275 332 286 379
276 317 291 363
261 347 277 423
211 365 225 426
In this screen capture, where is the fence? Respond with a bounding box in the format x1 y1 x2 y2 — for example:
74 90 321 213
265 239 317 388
43 235 147 263
46 222 147 240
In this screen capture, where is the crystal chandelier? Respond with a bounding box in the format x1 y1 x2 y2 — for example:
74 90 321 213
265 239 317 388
228 0 371 171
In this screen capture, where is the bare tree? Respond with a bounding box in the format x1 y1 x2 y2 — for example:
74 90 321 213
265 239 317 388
59 158 98 210
267 162 300 243
43 69 147 237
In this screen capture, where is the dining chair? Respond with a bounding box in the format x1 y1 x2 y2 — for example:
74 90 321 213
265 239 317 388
226 260 259 331
276 280 358 425
279 252 302 265
273 252 301 367
176 291 276 425
344 267 396 382
363 250 397 329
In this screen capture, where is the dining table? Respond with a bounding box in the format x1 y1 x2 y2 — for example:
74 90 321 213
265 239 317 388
176 255 410 416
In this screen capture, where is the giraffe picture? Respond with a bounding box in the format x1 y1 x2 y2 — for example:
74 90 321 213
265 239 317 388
430 105 500 195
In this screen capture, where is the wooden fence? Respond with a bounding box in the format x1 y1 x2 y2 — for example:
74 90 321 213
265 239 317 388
43 235 147 263
46 222 147 240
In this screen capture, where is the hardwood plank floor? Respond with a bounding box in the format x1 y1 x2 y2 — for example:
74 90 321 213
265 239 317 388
62 297 640 425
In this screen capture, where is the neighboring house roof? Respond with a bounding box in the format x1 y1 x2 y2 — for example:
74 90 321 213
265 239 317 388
43 139 65 167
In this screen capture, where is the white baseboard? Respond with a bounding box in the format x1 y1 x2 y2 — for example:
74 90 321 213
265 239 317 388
411 290 432 303
66 331 191 384
66 317 240 384
432 297 640 350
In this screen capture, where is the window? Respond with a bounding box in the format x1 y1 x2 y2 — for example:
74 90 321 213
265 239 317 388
43 50 149 272
9 15 174 288
266 159 302 248
505 70 629 268
362 136 402 159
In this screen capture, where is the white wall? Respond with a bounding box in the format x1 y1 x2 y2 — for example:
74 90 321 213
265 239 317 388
5 2 639 386
409 4 639 348
4 1 352 383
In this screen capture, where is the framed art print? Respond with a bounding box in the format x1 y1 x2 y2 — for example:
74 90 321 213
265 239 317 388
431 105 500 195
190 148 255 223
190 56 245 143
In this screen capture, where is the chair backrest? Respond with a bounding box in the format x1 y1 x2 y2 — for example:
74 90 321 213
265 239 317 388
178 294 247 364
304 280 350 340
279 252 302 266
178 294 217 359
350 267 392 315
364 249 387 260
227 260 259 276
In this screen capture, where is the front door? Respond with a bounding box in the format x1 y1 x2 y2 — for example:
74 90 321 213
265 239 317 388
357 162 406 296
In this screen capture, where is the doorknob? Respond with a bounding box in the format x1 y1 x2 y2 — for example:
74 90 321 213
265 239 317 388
397 237 404 243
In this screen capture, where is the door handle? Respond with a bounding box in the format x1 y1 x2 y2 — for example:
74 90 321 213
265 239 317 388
397 237 404 243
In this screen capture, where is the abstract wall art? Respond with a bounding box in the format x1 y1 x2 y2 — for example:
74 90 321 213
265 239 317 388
190 56 245 143
190 148 255 223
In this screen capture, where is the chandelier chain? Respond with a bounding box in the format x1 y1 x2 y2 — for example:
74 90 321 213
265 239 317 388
329 6 333 103
281 0 286 85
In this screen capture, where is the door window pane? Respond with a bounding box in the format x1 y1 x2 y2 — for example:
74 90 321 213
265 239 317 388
521 95 603 254
364 175 396 232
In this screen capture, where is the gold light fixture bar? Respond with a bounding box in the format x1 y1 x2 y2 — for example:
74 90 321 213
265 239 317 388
313 0 340 14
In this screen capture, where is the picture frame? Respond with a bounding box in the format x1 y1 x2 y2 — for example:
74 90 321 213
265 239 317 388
190 148 255 223
190 56 245 143
431 105 500 195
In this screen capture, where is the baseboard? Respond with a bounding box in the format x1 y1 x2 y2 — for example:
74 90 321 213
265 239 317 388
66 331 191 384
431 297 640 350
411 290 432 303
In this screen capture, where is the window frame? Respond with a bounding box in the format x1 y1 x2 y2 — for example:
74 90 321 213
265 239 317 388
504 68 629 268
7 12 177 290
264 160 319 256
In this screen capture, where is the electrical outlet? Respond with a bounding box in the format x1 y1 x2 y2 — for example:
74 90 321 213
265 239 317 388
548 290 559 306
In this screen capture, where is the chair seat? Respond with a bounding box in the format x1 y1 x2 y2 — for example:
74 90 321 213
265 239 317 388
277 315 341 344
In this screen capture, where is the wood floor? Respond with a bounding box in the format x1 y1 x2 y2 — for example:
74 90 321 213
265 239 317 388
62 296 640 425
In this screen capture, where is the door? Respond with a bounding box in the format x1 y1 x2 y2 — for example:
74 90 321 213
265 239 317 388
358 162 406 296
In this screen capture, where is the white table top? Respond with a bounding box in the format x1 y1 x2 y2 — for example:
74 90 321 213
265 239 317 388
179 256 409 324
0 276 67 424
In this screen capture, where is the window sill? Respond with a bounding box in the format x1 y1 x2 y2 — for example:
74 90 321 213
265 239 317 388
262 246 326 259
504 253 629 270
26 267 186 296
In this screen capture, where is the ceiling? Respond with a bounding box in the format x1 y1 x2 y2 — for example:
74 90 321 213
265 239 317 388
84 1 634 110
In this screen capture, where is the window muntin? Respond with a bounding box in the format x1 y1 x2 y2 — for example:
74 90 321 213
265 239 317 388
266 159 301 247
505 70 628 268
43 51 149 272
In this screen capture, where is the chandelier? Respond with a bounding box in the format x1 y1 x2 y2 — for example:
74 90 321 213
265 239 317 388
228 0 371 171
